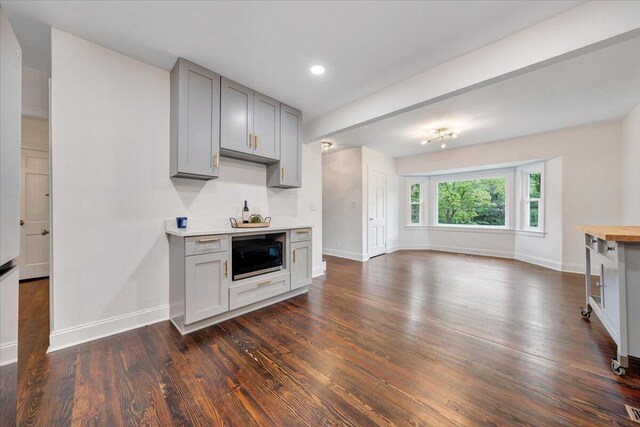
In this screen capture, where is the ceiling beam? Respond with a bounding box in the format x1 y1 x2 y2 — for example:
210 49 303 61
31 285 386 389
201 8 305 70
303 1 640 142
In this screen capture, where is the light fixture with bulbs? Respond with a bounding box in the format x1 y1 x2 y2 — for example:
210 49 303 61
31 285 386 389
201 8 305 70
321 141 333 152
310 65 325 75
422 127 461 149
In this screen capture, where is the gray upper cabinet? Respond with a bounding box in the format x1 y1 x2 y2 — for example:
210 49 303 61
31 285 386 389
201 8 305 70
221 78 280 163
252 93 280 160
268 105 302 188
220 78 253 156
170 58 221 180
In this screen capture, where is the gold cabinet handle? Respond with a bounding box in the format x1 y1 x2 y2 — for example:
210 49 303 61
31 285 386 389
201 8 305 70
293 249 296 263
224 260 228 277
281 164 285 179
256 280 271 286
214 150 220 168
254 134 259 149
249 133 253 148
198 237 220 243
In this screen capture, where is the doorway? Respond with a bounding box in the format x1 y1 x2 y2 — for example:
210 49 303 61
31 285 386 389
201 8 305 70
367 167 387 258
19 143 49 279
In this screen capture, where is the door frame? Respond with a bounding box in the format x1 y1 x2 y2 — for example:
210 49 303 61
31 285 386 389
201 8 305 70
367 166 387 258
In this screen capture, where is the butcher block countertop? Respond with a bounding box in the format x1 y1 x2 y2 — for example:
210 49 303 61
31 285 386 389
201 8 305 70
578 225 640 243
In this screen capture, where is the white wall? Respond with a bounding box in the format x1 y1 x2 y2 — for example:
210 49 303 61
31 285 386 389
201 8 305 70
396 121 622 272
621 104 640 224
22 66 49 119
322 147 363 259
50 29 323 350
21 116 48 151
322 146 399 260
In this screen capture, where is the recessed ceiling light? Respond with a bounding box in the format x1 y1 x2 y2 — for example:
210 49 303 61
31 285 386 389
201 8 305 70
310 65 325 75
420 140 428 145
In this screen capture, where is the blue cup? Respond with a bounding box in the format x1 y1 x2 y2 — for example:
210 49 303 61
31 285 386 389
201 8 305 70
176 216 188 229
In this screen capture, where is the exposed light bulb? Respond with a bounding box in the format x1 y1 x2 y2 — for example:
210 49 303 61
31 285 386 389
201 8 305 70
452 133 458 139
420 140 428 145
441 143 446 149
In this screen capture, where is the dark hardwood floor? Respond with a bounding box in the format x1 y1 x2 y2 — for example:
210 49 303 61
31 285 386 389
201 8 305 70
4 251 640 426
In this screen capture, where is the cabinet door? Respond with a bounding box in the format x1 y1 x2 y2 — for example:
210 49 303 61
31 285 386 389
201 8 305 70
185 252 229 324
279 105 302 187
291 241 312 290
221 78 253 154
252 93 280 160
172 59 221 179
601 259 620 330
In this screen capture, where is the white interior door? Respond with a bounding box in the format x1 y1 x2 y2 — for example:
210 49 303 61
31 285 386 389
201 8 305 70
19 148 49 279
368 168 386 258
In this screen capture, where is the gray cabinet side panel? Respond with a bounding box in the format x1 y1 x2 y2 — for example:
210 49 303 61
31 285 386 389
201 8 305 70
0 9 21 266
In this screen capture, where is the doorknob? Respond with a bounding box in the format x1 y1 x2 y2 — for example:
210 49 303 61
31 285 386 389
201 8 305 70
41 229 49 236
20 219 24 226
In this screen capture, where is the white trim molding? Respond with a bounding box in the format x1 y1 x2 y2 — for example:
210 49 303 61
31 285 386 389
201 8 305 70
48 304 169 353
313 261 327 277
0 341 17 366
323 248 370 262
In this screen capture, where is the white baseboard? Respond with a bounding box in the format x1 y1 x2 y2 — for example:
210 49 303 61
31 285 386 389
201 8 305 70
48 304 170 353
562 262 600 276
513 252 563 271
0 341 17 366
322 248 368 262
313 261 327 277
427 244 513 259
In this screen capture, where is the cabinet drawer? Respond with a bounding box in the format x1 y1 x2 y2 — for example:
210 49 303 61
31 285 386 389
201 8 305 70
186 235 229 256
229 273 290 311
597 240 618 262
585 234 598 251
290 228 311 242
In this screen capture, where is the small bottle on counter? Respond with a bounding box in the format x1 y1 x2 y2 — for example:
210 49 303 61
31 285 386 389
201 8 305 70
242 200 250 223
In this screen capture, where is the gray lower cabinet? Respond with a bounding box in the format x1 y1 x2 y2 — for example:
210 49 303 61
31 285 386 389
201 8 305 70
170 58 221 180
229 272 290 311
267 105 302 188
184 251 230 324
291 240 312 290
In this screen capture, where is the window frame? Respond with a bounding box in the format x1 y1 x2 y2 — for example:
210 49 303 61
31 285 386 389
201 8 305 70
518 163 545 232
406 178 427 225
430 169 513 229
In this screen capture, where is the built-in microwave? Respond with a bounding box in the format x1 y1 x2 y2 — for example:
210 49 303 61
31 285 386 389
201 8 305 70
232 233 285 280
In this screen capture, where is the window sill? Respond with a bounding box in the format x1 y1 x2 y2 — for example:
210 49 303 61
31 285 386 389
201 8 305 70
404 224 546 237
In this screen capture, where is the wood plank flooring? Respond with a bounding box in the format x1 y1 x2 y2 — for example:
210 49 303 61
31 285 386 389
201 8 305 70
4 251 640 426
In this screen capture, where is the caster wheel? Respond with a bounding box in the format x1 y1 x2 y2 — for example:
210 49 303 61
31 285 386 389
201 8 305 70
611 360 626 376
580 308 591 319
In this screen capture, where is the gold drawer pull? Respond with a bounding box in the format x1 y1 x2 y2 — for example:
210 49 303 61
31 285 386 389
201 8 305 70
255 135 259 149
198 237 220 243
256 280 271 286
281 165 285 179
293 249 296 263
224 260 228 277
249 133 253 148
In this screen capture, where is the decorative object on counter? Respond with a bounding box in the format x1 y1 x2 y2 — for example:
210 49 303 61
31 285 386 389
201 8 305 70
176 216 188 229
242 200 250 223
229 216 271 228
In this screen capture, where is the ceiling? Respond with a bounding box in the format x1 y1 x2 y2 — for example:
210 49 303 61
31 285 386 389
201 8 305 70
2 0 583 122
327 34 640 158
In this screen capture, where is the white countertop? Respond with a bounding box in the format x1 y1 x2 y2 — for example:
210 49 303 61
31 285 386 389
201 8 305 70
164 218 313 237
